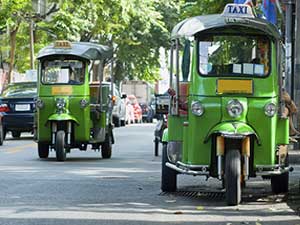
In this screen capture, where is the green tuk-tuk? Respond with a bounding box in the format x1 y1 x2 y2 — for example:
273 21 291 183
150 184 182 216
34 41 115 161
161 4 292 205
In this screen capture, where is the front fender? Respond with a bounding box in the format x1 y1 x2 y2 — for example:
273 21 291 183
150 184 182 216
47 113 79 125
204 122 260 144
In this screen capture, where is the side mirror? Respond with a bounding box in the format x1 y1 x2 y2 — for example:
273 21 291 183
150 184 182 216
182 40 191 82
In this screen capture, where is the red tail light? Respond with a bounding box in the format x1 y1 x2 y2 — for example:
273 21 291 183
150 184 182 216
0 104 9 112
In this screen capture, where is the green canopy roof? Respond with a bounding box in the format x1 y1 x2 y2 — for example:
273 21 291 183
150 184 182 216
171 14 281 40
37 42 113 61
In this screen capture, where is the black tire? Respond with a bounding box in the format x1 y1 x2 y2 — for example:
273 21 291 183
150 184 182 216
225 149 241 206
161 143 177 192
271 172 289 194
3 128 6 140
113 117 120 127
0 125 3 146
154 138 159 156
55 130 66 162
38 143 49 159
120 120 126 127
102 133 112 159
12 131 21 138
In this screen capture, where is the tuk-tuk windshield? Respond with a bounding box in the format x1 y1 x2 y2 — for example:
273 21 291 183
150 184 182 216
198 35 270 77
41 59 85 85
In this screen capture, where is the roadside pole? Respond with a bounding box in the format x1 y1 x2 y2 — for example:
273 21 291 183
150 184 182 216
29 19 35 70
294 0 300 132
285 0 294 97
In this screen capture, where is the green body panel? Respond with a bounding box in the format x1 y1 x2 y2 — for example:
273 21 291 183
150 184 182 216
37 95 91 142
205 121 258 142
276 118 289 144
167 116 186 141
162 128 168 142
48 113 79 124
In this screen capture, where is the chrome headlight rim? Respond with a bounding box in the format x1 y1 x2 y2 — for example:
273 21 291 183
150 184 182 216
227 99 244 118
56 98 66 110
36 99 44 109
191 100 204 116
264 102 277 117
79 99 89 108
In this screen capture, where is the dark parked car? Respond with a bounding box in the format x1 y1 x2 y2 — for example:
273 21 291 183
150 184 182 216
0 82 37 139
140 103 154 123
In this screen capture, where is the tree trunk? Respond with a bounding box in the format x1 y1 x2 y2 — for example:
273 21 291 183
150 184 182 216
8 27 19 84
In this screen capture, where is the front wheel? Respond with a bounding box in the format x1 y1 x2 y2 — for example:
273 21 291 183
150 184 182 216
38 143 49 159
161 143 177 192
101 133 112 159
225 149 241 206
271 172 289 194
55 131 66 162
12 131 21 138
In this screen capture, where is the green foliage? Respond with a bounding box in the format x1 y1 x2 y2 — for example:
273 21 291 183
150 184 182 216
0 0 231 81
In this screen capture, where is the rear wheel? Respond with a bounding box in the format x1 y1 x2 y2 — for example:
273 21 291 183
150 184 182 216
225 149 241 206
161 143 177 192
271 172 289 194
55 131 66 162
12 131 21 138
38 143 49 159
101 133 112 159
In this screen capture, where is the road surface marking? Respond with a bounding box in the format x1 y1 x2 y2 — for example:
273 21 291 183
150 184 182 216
4 143 36 154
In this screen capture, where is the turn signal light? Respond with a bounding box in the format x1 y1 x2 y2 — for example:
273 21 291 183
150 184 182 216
112 96 116 105
0 104 9 112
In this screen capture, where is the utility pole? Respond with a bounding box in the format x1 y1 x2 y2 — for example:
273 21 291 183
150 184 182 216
294 0 300 131
29 19 35 70
284 0 294 97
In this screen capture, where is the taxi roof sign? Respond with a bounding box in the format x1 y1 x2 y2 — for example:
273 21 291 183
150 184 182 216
54 40 72 49
222 4 255 18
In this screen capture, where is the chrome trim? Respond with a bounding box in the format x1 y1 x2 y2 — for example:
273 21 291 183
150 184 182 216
256 165 293 176
244 155 249 180
166 162 209 176
217 155 222 180
177 161 208 170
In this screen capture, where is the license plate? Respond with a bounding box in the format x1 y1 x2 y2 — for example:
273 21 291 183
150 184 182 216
15 104 30 111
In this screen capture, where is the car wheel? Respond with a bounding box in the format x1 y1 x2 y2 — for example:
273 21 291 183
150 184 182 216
120 120 126 127
0 125 4 146
12 131 21 138
101 133 112 159
113 116 120 127
38 143 49 159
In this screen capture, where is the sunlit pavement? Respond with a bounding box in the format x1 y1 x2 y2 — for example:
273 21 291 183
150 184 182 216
0 125 299 225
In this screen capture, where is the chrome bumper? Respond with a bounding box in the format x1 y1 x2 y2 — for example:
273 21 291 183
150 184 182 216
166 161 209 176
255 165 294 176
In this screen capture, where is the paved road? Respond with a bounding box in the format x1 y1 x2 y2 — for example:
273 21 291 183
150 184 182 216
0 124 299 225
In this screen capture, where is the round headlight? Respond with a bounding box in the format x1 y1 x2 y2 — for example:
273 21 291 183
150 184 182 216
80 99 89 108
191 101 204 116
36 99 44 109
264 103 277 117
227 99 243 118
56 98 66 110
